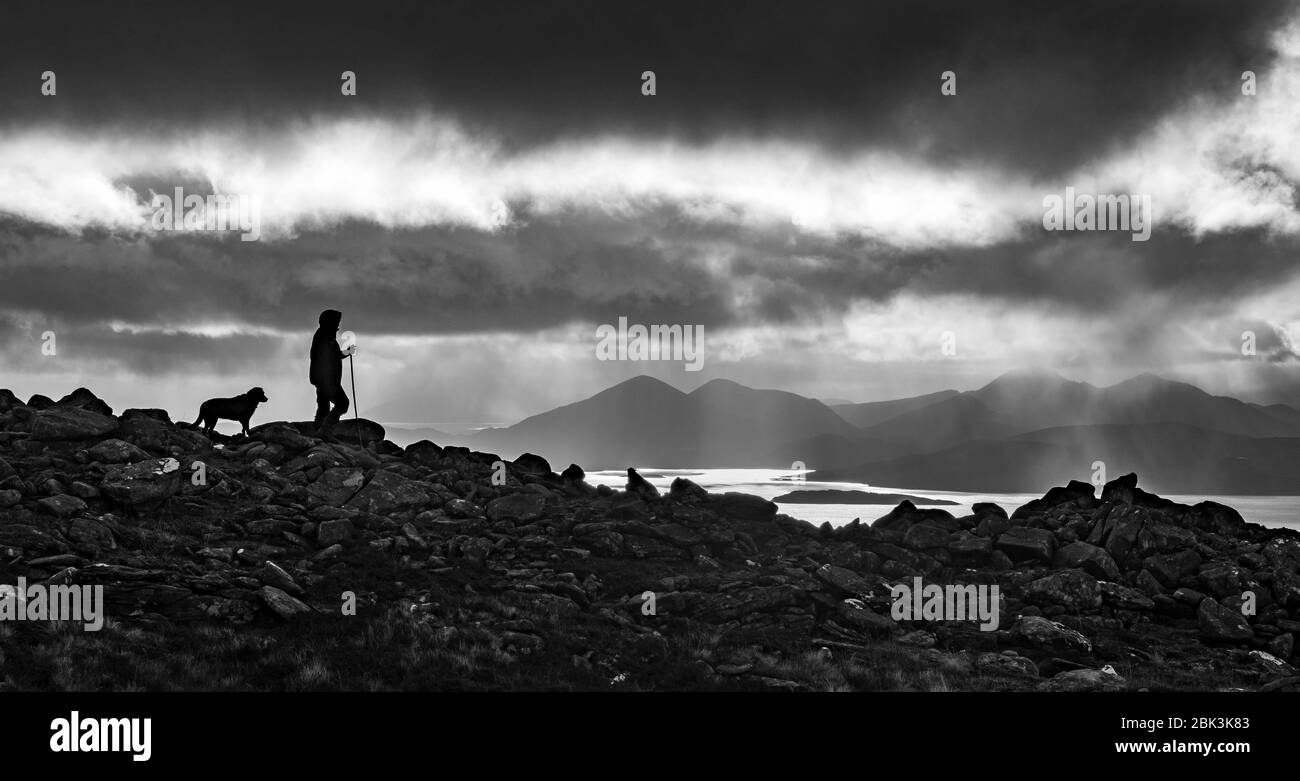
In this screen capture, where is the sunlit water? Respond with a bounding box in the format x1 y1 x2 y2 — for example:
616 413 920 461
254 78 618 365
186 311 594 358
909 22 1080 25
585 468 1300 531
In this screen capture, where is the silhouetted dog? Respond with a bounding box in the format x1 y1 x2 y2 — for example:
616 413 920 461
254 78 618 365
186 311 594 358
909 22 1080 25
192 387 269 436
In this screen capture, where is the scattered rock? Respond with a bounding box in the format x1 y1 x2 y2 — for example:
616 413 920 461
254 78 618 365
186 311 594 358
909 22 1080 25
332 418 386 444
626 468 660 500
1025 570 1101 611
1011 615 1093 654
1054 541 1120 580
1038 666 1125 692
37 494 87 518
31 407 119 441
976 652 1039 678
86 438 151 464
100 458 182 505
487 492 547 523
259 586 313 619
996 527 1057 563
1197 598 1254 643
317 519 356 546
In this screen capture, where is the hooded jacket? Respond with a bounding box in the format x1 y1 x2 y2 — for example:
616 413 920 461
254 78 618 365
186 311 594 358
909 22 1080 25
310 309 345 387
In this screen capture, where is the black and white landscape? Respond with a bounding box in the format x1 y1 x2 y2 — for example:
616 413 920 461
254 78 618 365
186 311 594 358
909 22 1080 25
3 0 1300 700
453 369 1300 495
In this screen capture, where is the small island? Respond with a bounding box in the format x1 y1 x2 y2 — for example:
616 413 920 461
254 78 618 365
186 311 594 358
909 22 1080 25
772 488 958 505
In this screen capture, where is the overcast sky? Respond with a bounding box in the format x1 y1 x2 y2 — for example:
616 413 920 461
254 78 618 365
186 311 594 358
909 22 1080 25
3 0 1300 426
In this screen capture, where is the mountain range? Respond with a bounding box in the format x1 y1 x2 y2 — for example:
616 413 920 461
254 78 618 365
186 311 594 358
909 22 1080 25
384 369 1300 494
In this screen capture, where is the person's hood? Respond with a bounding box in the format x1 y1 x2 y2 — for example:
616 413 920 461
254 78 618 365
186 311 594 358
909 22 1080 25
318 309 342 329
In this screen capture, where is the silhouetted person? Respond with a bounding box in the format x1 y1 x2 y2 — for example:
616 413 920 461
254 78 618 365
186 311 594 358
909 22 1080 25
310 309 355 436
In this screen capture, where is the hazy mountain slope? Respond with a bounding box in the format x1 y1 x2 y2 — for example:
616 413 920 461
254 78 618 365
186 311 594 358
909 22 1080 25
830 389 959 428
968 369 1300 438
816 421 1300 494
857 394 1015 455
455 369 1300 490
472 375 858 468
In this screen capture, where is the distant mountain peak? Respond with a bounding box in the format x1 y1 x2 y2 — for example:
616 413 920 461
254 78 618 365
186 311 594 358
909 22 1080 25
986 366 1067 383
976 367 1086 395
690 377 749 393
604 375 683 393
1115 371 1167 385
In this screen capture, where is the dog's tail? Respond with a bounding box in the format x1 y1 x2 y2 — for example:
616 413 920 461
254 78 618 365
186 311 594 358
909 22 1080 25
190 408 203 428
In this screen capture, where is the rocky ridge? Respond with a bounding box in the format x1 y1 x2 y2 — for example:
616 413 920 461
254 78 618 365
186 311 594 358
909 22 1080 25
1 387 1298 691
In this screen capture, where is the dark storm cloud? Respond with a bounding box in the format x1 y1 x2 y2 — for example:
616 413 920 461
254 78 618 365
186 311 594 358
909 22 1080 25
0 209 745 336
0 0 1289 175
899 231 1300 314
6 199 1300 350
0 313 287 376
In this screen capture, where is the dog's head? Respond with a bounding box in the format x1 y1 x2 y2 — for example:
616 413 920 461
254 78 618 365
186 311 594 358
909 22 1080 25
246 387 269 404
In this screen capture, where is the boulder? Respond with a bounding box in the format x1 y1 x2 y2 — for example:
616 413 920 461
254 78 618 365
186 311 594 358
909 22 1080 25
0 456 19 491
486 492 547 523
1011 480 1095 519
1025 569 1102 611
947 530 993 559
1197 598 1254 643
117 409 191 452
254 423 316 451
1144 550 1202 586
1248 650 1296 679
344 470 433 515
445 498 484 518
307 468 366 506
873 501 957 532
100 458 182 505
626 468 660 500
259 586 313 619
834 599 898 636
995 527 1057 563
902 522 954 550
31 407 119 441
255 561 304 597
332 418 386 444
1198 563 1246 599
1269 633 1294 661
317 518 356 546
669 477 709 502
404 440 444 467
1038 666 1125 692
813 564 878 598
26 393 55 410
1136 522 1197 556
1102 473 1187 513
1173 587 1209 606
975 514 1012 538
37 494 87 518
976 652 1039 678
1010 615 1093 654
1054 541 1120 580
56 388 113 416
707 492 778 523
972 502 1008 520
1100 505 1146 570
1273 569 1300 609
1135 569 1164 596
86 438 151 464
1186 501 1248 537
1098 581 1155 611
511 453 552 476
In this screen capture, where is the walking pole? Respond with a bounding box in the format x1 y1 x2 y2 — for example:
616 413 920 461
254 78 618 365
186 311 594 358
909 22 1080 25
348 354 362 449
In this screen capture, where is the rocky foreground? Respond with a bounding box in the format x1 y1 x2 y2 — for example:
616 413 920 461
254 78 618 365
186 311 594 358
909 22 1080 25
1 387 1300 692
